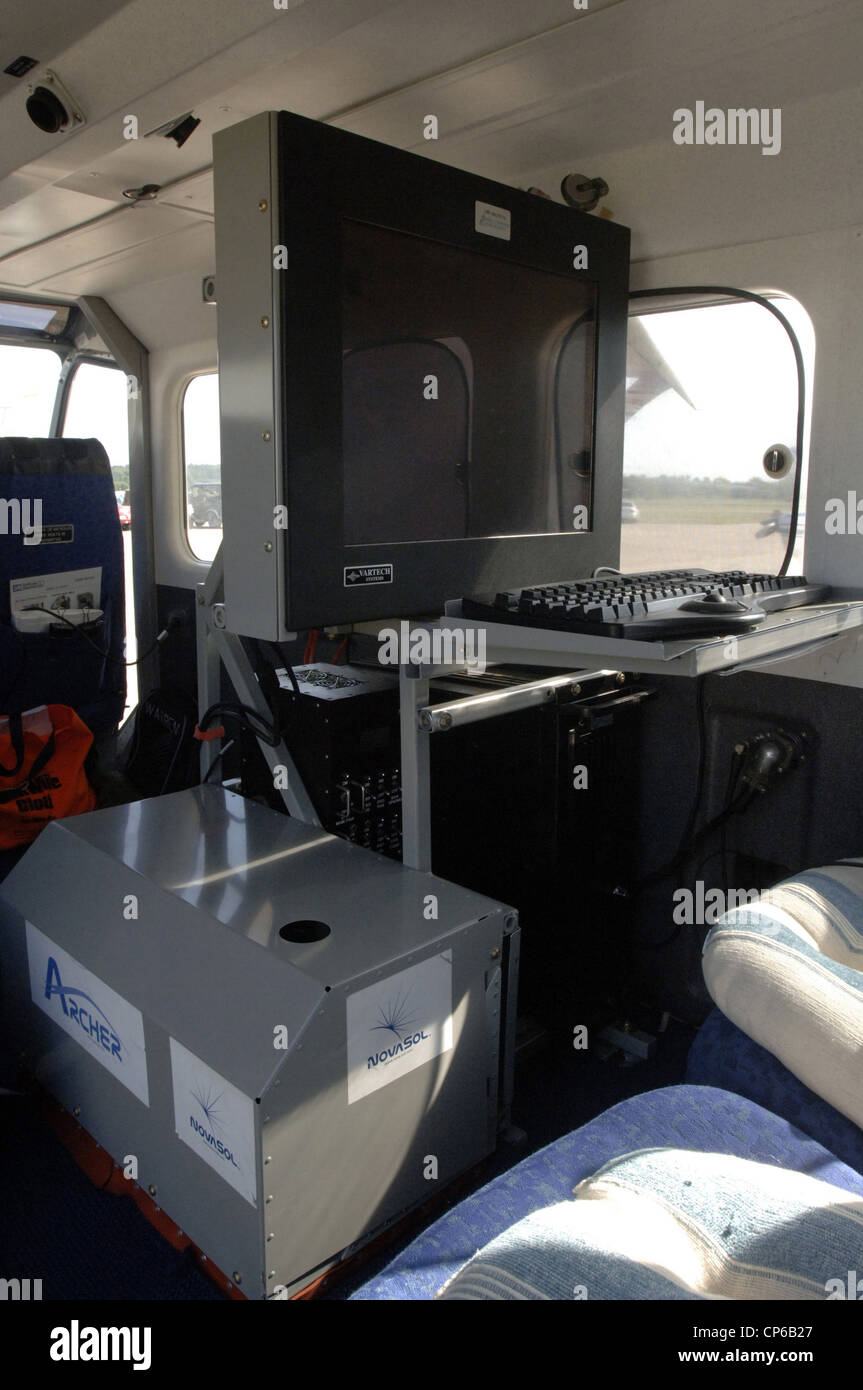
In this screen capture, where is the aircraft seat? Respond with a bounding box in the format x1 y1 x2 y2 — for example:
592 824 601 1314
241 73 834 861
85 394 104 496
351 1085 863 1299
354 863 863 1300
0 437 126 737
701 863 863 1139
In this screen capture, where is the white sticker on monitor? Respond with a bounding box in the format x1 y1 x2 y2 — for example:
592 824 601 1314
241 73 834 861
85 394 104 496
170 1039 258 1207
26 922 149 1106
346 952 453 1104
475 201 511 241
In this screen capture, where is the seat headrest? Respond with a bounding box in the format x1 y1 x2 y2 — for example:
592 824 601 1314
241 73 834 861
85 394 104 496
0 437 111 478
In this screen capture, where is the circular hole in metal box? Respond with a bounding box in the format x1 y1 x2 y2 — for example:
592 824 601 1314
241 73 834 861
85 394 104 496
279 919 331 943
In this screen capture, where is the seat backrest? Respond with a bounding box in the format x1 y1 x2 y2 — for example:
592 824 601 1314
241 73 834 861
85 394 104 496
0 437 126 735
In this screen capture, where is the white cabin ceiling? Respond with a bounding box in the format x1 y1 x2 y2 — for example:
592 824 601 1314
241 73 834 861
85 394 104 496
0 0 861 343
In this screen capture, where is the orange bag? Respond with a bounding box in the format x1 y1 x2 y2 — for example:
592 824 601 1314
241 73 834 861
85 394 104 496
0 704 97 848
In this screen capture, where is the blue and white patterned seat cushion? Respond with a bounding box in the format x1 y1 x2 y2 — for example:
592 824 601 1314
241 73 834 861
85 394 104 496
702 866 863 1130
436 1146 863 1300
686 1008 863 1173
352 1085 863 1300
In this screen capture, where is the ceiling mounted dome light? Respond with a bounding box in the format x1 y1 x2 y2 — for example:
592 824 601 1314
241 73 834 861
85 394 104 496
25 70 85 133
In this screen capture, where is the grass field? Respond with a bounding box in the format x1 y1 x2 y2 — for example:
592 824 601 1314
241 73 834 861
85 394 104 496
625 496 788 525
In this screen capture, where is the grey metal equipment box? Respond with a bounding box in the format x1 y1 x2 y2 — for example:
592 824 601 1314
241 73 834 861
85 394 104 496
0 787 518 1298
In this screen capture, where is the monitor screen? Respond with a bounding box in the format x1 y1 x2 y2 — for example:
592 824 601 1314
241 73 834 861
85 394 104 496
342 218 597 547
213 111 629 637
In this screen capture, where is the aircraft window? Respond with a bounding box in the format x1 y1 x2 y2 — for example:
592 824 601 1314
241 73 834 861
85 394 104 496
182 373 221 562
62 360 136 711
62 361 130 474
621 296 813 575
0 344 62 435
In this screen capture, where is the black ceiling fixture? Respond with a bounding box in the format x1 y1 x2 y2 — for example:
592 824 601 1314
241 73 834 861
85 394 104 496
122 183 161 202
561 173 610 212
26 86 67 132
165 114 200 148
22 69 84 133
145 110 201 148
3 55 38 78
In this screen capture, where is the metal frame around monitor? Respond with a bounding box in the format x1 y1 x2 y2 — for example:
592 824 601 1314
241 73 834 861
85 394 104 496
213 110 630 639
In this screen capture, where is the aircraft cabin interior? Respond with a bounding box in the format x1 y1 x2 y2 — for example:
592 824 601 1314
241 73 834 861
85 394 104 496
2 0 863 1341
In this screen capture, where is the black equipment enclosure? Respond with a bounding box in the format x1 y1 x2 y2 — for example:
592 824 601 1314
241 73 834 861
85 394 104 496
213 111 631 636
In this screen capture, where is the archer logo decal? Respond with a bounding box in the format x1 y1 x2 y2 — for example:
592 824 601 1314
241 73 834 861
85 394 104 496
43 956 123 1059
26 923 149 1105
346 954 453 1104
170 1039 257 1206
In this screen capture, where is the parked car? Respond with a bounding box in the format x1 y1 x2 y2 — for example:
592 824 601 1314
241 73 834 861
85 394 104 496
115 490 131 529
756 509 805 538
621 497 639 522
188 484 223 528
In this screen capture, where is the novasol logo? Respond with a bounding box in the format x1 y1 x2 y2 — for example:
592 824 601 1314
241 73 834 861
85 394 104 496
50 1321 151 1371
367 988 431 1071
188 1113 239 1168
368 1030 432 1071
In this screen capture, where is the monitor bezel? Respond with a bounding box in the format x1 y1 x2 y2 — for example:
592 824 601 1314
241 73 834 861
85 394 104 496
218 110 630 633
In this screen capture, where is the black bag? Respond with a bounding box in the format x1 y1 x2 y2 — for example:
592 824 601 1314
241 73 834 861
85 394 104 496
123 688 200 796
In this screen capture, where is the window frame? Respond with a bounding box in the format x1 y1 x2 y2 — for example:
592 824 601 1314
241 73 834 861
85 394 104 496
179 369 222 564
624 287 812 575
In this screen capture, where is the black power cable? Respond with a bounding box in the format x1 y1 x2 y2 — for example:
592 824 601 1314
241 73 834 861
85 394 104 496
24 606 174 665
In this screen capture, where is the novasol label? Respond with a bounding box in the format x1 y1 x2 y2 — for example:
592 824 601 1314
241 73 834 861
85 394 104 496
346 953 453 1104
170 1039 257 1206
26 922 149 1105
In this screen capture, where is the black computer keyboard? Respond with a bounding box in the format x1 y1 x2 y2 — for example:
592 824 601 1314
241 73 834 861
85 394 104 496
462 569 832 641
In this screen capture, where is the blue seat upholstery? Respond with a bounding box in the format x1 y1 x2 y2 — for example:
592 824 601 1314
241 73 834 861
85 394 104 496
0 437 125 735
687 1007 863 1175
352 1085 863 1299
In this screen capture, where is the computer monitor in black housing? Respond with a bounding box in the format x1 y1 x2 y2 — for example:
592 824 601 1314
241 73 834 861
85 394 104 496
213 111 630 639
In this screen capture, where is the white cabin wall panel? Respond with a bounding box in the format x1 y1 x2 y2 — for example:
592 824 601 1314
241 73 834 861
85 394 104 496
522 83 863 264
36 223 215 315
0 204 200 287
0 0 127 100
